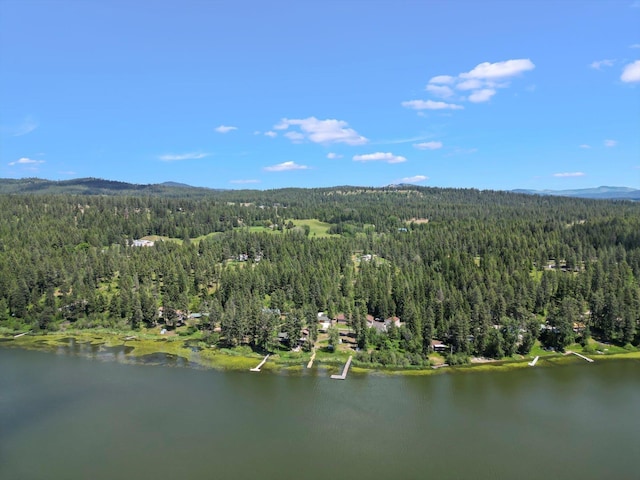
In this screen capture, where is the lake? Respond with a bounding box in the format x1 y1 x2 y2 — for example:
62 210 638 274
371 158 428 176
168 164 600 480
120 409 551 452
1 347 639 480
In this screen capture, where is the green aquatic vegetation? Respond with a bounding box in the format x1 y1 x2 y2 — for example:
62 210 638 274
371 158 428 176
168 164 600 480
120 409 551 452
3 331 639 375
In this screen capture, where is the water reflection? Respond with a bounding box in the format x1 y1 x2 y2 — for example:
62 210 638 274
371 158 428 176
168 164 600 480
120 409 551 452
50 337 139 364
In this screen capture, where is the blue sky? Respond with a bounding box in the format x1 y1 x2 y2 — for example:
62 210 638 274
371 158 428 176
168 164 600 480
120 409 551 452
1 0 639 190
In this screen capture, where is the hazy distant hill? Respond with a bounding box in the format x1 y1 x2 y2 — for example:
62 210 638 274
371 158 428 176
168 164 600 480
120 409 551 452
0 178 215 196
512 186 640 200
1 177 639 201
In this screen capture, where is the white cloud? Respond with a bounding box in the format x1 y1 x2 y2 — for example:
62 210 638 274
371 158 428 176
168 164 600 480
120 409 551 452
604 139 617 147
12 117 38 137
158 152 209 162
327 152 343 159
2 116 38 136
468 88 497 103
460 59 535 80
579 144 591 149
264 131 277 138
353 152 407 164
621 60 640 83
214 125 238 133
553 172 585 177
8 157 45 166
284 131 305 142
401 99 464 110
230 179 261 184
397 175 428 184
456 78 484 91
428 75 455 84
274 117 368 145
413 141 443 150
263 161 309 172
425 84 454 98
631 44 640 49
590 59 615 70
418 59 535 111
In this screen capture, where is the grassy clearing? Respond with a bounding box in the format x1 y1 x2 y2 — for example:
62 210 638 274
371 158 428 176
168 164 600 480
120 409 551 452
190 232 224 243
242 219 336 238
288 218 335 237
141 235 182 244
142 232 223 245
137 219 337 245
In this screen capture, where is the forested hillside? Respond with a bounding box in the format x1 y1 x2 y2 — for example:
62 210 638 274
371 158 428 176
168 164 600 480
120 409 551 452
1 185 639 367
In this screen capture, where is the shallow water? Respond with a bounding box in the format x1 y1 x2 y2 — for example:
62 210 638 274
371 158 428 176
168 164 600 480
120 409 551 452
0 347 639 480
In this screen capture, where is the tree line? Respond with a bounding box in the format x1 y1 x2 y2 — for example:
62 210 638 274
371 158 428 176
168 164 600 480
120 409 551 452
1 186 639 366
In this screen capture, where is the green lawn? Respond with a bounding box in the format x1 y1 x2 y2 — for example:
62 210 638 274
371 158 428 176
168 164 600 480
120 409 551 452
241 219 337 238
289 218 335 237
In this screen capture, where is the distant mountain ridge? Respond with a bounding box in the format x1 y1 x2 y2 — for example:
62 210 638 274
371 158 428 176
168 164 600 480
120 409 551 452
1 177 638 200
512 186 640 200
0 177 215 196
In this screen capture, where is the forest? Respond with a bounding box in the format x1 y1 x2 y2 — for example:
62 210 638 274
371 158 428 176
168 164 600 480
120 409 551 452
1 183 639 368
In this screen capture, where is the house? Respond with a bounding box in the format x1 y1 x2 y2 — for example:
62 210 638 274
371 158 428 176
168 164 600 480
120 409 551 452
333 313 347 324
430 340 449 353
277 332 289 343
132 239 154 247
158 306 186 325
573 322 586 333
367 318 387 333
385 316 401 328
319 321 331 333
278 331 308 348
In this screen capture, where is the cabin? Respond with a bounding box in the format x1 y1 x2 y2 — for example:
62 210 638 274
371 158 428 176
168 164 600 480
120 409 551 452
430 340 449 353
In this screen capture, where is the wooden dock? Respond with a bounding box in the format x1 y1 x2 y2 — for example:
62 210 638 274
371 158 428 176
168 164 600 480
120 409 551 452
250 355 270 372
331 356 353 380
306 349 316 369
570 351 594 363
528 356 539 366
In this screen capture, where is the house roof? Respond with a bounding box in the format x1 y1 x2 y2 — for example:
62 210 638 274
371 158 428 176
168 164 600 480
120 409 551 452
367 320 387 332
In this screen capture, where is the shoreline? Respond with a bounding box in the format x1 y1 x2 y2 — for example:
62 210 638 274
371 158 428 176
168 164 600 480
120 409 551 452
2 331 639 376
